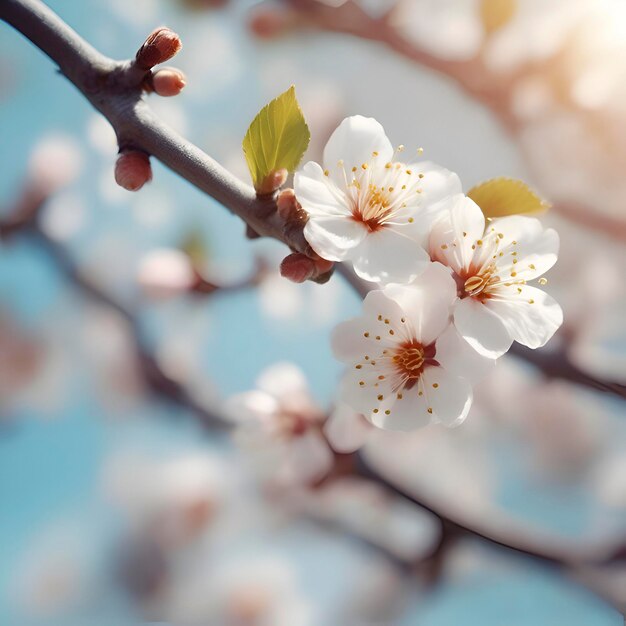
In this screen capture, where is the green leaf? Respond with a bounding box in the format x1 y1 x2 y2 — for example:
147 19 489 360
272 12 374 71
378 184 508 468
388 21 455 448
242 86 310 191
467 177 550 218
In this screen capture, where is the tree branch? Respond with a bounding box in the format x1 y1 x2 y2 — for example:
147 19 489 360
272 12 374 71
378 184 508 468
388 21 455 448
0 0 313 258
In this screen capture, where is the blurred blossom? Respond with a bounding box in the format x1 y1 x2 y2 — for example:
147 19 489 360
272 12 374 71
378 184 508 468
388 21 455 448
103 450 225 548
77 305 145 410
165 555 313 626
323 402 374 453
39 191 86 242
137 248 196 299
363 423 495 519
300 477 443 562
392 0 484 61
0 314 41 413
11 520 96 619
592 454 626 510
225 362 333 487
483 0 591 72
27 133 82 194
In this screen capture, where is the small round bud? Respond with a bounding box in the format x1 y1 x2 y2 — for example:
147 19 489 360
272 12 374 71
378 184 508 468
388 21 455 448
136 27 182 70
115 151 152 192
152 68 186 96
256 168 288 195
276 188 298 220
280 253 316 284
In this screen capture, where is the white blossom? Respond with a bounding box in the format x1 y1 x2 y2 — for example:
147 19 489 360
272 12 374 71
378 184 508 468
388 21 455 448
430 194 563 358
224 363 333 486
294 116 461 284
332 263 493 431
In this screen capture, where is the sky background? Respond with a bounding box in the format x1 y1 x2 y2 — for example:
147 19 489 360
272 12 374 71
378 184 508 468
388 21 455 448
0 1 624 624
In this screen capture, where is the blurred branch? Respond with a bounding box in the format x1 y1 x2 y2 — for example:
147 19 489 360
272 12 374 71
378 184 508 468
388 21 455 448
0 186 242 430
265 0 626 242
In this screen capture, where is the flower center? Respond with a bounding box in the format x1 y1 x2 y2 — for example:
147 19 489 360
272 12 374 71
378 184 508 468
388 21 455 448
352 184 393 232
462 264 500 299
392 340 437 388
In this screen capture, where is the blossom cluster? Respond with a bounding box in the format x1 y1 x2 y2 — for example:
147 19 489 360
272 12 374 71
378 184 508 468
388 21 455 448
294 116 563 431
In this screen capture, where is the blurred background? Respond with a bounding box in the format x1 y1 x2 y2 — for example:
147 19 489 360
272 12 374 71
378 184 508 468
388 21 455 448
1 0 625 624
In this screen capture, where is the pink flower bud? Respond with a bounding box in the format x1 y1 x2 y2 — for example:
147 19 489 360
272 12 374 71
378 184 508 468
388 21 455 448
136 27 182 70
256 168 288 195
280 253 316 283
151 68 186 96
114 151 152 192
276 188 298 220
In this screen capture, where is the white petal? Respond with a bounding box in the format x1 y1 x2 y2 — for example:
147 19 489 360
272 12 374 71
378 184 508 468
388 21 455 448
339 367 395 418
304 215 367 262
323 404 372 453
429 195 485 273
323 116 394 183
384 262 457 344
256 362 307 397
421 366 473 427
351 227 431 284
285 432 333 485
490 216 559 280
408 161 463 213
294 161 350 217
486 285 563 349
369 385 432 432
435 323 496 384
331 318 383 363
223 390 279 423
453 296 513 359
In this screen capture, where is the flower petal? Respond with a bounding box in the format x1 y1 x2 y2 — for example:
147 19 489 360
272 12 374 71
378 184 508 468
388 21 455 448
339 366 395 418
429 194 485 274
408 161 463 214
384 262 457 344
304 215 367 262
323 116 394 183
351 226 431 284
294 161 350 218
420 366 473 427
453 296 513 358
369 386 432 432
435 323 496 384
490 216 559 280
323 403 372 453
486 285 563 349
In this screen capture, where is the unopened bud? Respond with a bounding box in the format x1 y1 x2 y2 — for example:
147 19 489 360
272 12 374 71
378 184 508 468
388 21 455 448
151 68 186 96
280 253 316 283
115 151 152 191
276 188 299 219
257 168 288 196
136 27 182 70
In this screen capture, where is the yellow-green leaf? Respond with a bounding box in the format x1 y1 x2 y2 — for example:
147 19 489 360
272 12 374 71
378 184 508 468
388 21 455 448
467 177 550 218
243 86 310 191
